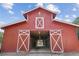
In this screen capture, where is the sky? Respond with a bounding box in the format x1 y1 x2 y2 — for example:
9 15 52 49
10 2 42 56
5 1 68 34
0 3 79 32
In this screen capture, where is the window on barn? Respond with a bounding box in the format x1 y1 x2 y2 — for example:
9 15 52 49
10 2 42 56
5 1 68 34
35 17 44 29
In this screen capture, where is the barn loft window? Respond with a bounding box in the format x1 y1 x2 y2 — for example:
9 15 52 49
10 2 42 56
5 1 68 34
35 17 44 29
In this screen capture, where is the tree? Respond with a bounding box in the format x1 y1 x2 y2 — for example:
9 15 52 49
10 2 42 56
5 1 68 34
73 17 79 24
73 17 79 39
0 32 3 43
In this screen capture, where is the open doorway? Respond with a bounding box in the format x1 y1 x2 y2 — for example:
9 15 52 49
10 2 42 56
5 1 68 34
30 31 50 50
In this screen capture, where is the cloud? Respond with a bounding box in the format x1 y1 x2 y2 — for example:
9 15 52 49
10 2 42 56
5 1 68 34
55 17 72 22
36 3 61 14
46 4 61 14
1 3 14 10
72 14 77 18
20 10 25 14
1 3 14 15
0 21 5 28
64 19 72 22
65 15 69 18
72 8 77 11
8 10 14 14
36 3 44 7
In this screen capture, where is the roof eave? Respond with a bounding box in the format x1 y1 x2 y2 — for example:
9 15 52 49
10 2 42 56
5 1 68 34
1 20 26 29
53 19 79 28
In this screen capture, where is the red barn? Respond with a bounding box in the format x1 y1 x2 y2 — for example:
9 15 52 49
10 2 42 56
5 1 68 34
1 6 79 53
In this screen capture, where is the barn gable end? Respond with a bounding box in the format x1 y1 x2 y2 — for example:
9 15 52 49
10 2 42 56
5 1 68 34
23 7 56 20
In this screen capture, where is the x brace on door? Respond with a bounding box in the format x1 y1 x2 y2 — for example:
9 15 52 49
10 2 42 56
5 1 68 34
17 30 30 53
50 30 64 53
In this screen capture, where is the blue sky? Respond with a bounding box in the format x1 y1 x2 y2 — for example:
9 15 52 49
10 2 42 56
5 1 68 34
0 3 79 26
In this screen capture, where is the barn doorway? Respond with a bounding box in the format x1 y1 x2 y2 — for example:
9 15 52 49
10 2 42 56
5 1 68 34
30 31 50 50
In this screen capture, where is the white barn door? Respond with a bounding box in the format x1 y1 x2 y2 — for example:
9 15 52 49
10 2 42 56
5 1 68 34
50 30 64 53
17 30 30 53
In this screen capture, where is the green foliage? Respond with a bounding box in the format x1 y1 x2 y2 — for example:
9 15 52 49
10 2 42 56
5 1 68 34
73 17 79 39
73 17 79 24
76 29 79 39
0 32 3 43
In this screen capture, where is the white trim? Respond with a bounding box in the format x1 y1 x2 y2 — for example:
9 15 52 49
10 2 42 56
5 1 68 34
35 16 44 29
52 34 62 51
50 30 64 53
18 34 28 51
17 30 30 53
17 32 20 53
50 31 53 53
60 30 64 52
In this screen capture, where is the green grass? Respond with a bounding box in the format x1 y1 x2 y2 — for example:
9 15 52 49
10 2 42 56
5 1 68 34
0 32 3 43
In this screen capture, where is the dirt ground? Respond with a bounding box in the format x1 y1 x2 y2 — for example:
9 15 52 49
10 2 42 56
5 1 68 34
0 52 79 56
0 45 79 56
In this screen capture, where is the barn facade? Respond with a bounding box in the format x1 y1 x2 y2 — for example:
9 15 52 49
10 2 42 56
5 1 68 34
1 6 79 53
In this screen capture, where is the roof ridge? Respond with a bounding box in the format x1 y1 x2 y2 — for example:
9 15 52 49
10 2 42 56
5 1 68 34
23 6 57 15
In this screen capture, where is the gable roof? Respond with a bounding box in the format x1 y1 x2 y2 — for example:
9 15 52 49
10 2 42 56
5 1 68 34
1 20 26 29
1 6 79 29
53 19 79 27
23 6 57 15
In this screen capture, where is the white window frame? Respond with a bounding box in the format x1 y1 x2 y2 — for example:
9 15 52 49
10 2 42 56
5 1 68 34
35 17 44 29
